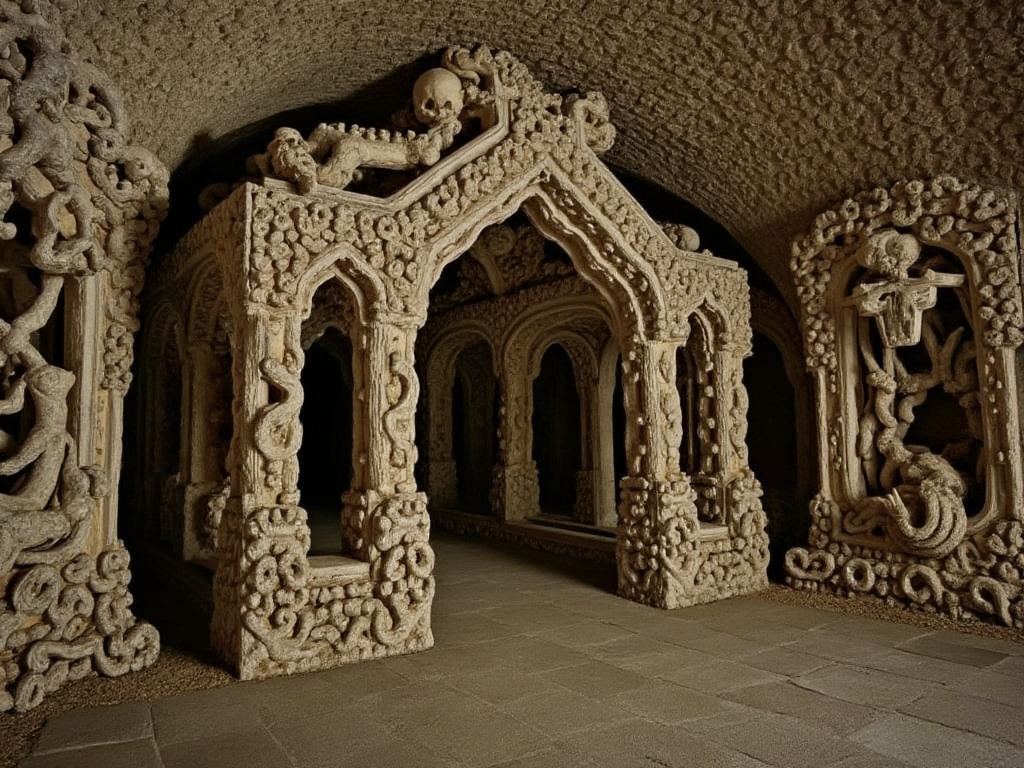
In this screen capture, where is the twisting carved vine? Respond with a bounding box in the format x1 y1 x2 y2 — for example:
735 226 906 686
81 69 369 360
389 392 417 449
0 0 167 711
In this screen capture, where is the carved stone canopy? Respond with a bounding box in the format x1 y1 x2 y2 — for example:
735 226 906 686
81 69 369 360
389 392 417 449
142 46 769 680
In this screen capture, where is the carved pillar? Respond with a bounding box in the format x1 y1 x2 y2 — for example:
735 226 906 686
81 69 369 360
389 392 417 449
492 363 540 521
572 375 596 523
343 317 431 557
616 340 701 609
425 361 458 509
0 5 167 712
594 342 621 527
211 303 307 674
181 340 229 560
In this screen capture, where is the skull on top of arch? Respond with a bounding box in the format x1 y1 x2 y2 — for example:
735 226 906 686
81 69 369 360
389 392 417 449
412 68 465 126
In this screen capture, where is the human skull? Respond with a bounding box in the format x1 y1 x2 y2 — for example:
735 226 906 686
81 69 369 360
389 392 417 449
412 68 464 125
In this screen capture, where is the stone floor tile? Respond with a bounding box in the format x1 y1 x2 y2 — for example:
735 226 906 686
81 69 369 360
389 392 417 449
895 633 1009 667
858 647 989 685
481 602 590 633
449 667 559 705
315 657 409 695
703 614 808 644
432 611 523 644
31 702 152 754
784 631 892 664
925 629 1024 656
900 688 1024 747
688 710 861 768
738 646 833 676
947 667 1024 707
660 657 786 693
266 709 395 766
558 718 773 767
586 633 685 660
489 746 598 767
755 602 844 630
20 739 163 768
850 713 1024 768
821 615 932 646
542 661 649 697
614 680 742 724
722 680 884 737
160 728 292 768
992 654 1024 678
397 700 547 767
380 643 508 682
495 636 593 671
535 619 637 648
665 627 767 658
792 663 936 708
607 645 719 676
823 751 919 768
152 693 263 745
498 688 632 737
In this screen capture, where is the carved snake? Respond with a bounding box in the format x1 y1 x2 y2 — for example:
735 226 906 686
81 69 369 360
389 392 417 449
253 358 304 462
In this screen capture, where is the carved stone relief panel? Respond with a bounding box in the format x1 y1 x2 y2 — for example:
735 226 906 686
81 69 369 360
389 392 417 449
786 177 1024 628
0 2 168 711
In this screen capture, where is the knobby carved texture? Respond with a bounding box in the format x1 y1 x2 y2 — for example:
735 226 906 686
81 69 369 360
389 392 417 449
147 45 767 678
786 176 1024 628
0 1 168 712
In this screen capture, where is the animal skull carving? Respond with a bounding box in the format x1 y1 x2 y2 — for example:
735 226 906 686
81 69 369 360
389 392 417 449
413 68 464 126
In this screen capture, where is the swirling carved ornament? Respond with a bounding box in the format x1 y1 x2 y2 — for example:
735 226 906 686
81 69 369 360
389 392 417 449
0 1 167 711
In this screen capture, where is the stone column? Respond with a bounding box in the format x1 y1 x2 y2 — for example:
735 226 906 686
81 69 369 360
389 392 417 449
574 376 599 523
181 341 223 560
342 317 434 605
616 341 701 609
211 303 310 674
491 365 540 521
425 362 458 509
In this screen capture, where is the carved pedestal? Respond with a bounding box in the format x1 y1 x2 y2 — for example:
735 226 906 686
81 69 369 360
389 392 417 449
616 476 700 609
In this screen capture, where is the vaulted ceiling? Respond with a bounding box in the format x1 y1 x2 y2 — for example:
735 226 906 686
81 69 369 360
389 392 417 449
61 0 1024 309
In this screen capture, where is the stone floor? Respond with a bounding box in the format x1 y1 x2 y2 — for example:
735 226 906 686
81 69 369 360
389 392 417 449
19 532 1024 768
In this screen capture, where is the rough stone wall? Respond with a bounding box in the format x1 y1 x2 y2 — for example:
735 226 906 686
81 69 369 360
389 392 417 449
59 1 1024 311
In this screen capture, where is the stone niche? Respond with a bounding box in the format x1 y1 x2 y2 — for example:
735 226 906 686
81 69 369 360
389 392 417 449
139 46 769 679
0 3 168 712
786 177 1024 628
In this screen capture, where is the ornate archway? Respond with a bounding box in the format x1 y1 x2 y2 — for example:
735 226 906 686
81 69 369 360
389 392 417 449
150 46 768 678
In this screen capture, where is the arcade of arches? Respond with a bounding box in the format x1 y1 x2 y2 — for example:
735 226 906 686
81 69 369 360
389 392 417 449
0 4 1021 715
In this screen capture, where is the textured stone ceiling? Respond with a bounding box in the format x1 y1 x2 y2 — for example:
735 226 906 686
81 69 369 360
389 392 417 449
60 0 1024 307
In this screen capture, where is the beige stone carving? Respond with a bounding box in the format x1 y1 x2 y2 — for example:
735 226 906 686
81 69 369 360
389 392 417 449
140 46 767 678
786 177 1024 628
0 2 168 712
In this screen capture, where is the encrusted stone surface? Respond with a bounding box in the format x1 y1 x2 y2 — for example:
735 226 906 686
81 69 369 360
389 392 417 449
0 0 168 712
58 1 1024 309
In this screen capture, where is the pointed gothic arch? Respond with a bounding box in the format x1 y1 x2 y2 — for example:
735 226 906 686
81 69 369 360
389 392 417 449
146 46 767 678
